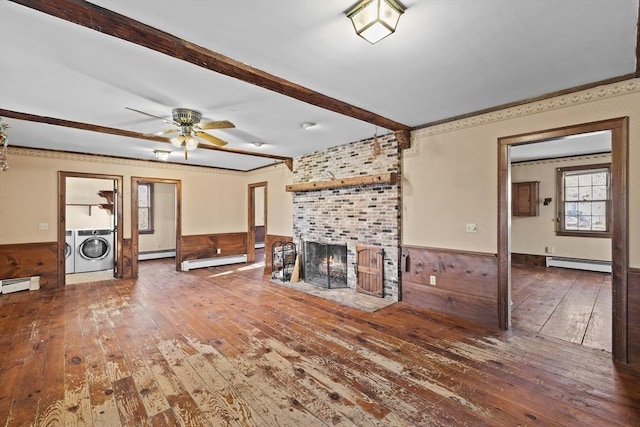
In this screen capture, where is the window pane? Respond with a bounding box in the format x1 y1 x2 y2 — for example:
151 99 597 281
578 201 591 216
565 216 578 230
592 215 607 231
593 185 607 200
565 187 580 201
578 174 592 186
578 187 592 201
592 172 607 185
565 202 577 215
592 201 606 215
578 216 591 230
565 175 579 187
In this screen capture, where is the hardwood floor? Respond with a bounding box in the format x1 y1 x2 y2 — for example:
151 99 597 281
1 259 639 426
512 265 612 352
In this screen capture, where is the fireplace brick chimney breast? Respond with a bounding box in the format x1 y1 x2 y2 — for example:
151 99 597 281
292 134 401 300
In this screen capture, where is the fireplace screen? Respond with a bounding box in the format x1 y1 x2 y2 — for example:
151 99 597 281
304 241 348 288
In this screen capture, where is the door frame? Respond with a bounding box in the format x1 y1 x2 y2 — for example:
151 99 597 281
247 182 267 263
58 171 124 286
131 177 182 277
498 117 629 362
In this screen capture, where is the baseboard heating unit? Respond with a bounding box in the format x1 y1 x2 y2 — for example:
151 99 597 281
181 255 248 271
1 276 40 294
545 257 611 273
139 250 176 261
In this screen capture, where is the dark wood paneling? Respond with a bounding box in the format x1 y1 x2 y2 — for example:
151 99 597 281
628 269 640 365
403 281 497 327
180 233 247 262
265 235 293 274
401 246 498 327
121 238 133 279
0 242 58 289
512 253 547 267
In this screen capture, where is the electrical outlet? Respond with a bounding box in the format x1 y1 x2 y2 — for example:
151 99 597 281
429 275 436 286
38 223 48 230
216 248 221 254
465 223 477 233
545 246 554 254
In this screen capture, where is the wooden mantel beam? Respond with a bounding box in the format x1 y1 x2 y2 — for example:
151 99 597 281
286 172 397 192
10 0 411 133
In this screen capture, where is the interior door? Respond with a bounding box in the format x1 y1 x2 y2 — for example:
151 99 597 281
356 245 384 297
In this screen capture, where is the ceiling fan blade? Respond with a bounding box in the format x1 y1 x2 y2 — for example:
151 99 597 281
149 128 180 136
125 107 178 126
196 120 235 130
195 131 228 147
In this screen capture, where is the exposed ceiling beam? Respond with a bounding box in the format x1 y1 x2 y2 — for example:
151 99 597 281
0 109 293 166
9 0 411 132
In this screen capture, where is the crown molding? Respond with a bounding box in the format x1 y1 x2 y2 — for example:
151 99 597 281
7 147 244 176
413 78 640 139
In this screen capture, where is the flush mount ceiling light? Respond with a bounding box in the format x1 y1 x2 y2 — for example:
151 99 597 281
153 149 171 161
346 0 406 44
252 142 265 147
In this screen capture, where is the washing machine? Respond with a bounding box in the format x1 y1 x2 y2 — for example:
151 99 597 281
75 229 114 273
65 230 75 273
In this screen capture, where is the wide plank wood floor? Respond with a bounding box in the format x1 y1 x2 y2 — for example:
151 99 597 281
511 265 612 352
1 259 639 426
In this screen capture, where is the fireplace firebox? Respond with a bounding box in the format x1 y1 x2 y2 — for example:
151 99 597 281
304 241 348 288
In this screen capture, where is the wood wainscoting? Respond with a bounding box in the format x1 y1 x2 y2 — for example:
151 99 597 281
629 268 640 364
511 253 547 267
0 241 58 289
401 245 498 327
264 234 293 274
180 232 247 262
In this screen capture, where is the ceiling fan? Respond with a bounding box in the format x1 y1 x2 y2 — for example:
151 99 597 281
126 107 235 159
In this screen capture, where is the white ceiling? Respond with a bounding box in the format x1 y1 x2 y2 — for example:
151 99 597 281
0 0 637 171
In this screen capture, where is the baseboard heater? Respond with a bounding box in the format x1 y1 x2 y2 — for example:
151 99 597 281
139 250 176 261
1 276 40 294
545 257 611 273
181 255 248 271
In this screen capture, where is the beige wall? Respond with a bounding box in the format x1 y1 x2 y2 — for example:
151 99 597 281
254 185 265 227
404 78 640 268
66 176 115 230
0 150 246 244
139 182 176 252
245 163 293 237
511 154 612 261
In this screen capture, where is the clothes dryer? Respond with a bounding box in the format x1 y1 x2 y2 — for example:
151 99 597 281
74 229 114 273
65 230 75 273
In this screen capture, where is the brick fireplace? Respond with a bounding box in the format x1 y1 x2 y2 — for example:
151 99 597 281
291 134 401 300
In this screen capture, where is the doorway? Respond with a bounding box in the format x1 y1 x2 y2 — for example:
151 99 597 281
131 177 182 278
498 117 629 362
58 171 124 286
247 182 267 264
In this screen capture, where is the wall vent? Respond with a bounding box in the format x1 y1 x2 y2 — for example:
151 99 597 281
545 257 611 273
1 276 40 294
181 255 247 271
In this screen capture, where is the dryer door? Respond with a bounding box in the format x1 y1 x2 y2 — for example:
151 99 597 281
78 237 110 261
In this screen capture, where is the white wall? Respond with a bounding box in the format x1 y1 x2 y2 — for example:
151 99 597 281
66 177 114 230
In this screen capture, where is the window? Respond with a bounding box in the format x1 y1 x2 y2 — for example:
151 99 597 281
556 163 610 237
138 182 154 234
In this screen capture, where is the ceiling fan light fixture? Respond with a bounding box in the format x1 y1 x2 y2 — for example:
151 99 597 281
170 135 184 147
346 0 405 44
153 149 171 161
185 135 199 150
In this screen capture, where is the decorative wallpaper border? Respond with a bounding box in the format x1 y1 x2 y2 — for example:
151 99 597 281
511 153 611 168
7 146 245 176
413 78 640 139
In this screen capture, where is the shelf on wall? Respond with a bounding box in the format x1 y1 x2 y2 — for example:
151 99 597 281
285 172 398 193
